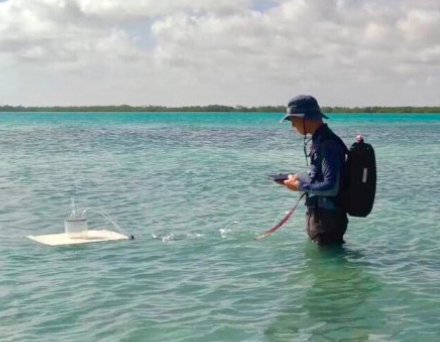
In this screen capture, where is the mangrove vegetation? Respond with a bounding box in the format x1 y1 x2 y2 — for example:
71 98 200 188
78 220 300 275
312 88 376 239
1 104 439 113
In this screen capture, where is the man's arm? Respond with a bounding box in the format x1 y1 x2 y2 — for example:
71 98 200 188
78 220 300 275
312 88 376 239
298 141 344 196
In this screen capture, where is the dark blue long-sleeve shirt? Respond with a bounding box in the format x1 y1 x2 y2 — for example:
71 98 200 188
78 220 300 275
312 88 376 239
298 124 346 211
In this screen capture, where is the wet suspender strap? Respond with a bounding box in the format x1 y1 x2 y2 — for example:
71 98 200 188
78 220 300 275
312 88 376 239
254 193 306 240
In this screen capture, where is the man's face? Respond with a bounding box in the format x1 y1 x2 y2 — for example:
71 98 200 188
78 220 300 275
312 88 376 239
290 117 306 135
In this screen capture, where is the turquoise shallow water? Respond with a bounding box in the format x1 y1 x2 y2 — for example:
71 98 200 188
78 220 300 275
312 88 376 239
1 112 440 342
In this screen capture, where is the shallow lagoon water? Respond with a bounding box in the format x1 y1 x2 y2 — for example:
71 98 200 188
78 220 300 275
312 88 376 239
1 113 440 342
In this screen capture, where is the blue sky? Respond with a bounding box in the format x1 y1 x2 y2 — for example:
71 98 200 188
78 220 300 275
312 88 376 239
252 0 278 12
0 0 439 107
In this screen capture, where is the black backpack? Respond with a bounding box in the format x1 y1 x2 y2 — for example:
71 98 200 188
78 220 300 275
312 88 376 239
319 129 376 217
343 136 376 217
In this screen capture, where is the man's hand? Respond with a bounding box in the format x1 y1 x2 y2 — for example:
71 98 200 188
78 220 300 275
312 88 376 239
284 174 301 191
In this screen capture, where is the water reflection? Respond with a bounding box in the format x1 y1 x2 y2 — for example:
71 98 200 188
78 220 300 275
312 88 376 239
265 244 385 342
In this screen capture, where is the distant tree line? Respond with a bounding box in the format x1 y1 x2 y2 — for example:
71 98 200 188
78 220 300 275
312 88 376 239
322 106 440 113
0 104 284 113
0 104 439 113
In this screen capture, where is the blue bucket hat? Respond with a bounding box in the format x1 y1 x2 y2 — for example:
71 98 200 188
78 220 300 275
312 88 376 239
280 95 328 122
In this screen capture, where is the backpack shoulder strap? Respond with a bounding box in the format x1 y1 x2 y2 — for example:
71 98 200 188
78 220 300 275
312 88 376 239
317 126 348 156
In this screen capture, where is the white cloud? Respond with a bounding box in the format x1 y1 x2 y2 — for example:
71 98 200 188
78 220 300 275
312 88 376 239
0 0 439 106
76 0 250 18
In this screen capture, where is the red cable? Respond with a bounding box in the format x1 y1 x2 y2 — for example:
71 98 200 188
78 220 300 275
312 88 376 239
254 193 306 240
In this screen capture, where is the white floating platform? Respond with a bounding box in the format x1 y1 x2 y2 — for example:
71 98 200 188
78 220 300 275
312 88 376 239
28 230 129 246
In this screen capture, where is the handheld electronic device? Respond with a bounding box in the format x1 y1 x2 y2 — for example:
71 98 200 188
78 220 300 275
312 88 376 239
268 173 291 183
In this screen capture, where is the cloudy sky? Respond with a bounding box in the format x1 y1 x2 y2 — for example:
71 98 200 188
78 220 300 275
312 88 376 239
0 0 439 107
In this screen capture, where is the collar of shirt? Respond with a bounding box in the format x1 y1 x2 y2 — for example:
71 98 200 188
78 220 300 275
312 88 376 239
312 123 328 143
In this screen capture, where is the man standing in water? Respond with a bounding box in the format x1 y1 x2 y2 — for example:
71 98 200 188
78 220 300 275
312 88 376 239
281 95 348 245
